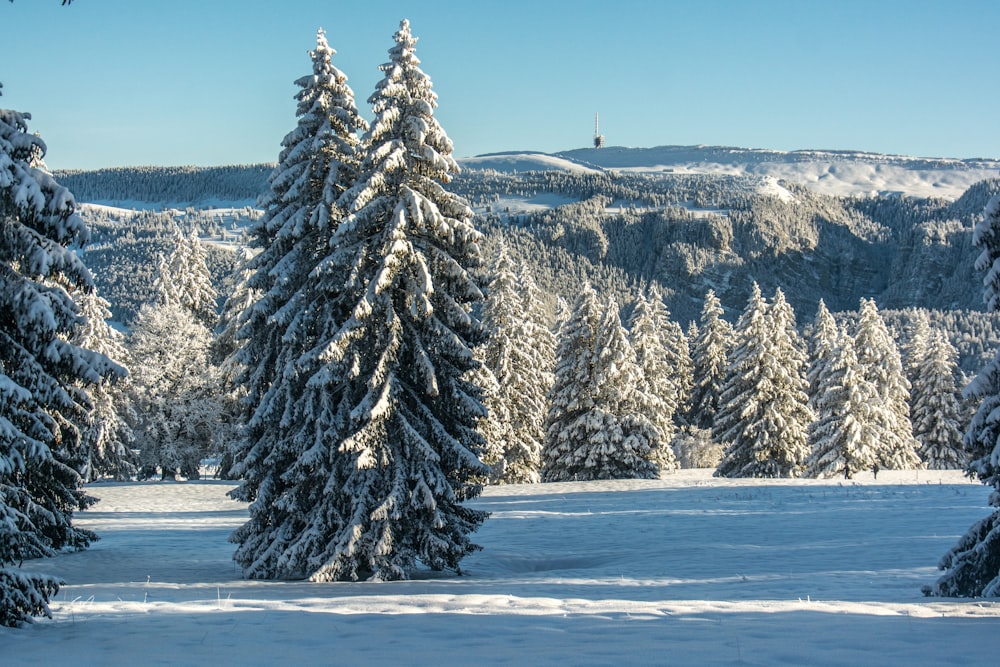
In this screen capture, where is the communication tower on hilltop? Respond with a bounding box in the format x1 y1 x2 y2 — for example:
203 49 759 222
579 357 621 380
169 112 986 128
593 112 605 148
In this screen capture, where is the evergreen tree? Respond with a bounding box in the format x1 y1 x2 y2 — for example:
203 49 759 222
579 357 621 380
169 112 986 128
231 20 489 582
806 299 839 400
714 285 812 478
231 27 368 444
688 289 732 429
543 289 659 481
168 230 218 326
900 309 931 390
477 244 553 484
1 86 122 625
629 285 691 444
931 193 1000 597
70 288 137 481
853 298 921 470
912 329 966 469
805 326 881 478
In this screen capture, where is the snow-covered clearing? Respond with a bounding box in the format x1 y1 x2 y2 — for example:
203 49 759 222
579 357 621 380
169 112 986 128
4 470 1000 665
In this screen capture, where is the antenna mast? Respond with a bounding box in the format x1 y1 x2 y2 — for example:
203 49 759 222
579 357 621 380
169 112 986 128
593 112 605 148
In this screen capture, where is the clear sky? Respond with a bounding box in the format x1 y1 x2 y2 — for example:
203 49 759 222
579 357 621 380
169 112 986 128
2 0 998 170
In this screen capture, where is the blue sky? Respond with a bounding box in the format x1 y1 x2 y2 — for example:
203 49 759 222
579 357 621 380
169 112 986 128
2 0 998 170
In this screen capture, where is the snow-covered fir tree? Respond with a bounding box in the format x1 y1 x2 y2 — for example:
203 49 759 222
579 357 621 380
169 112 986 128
900 309 931 390
931 192 1000 597
912 329 966 469
231 20 489 582
229 27 368 444
853 298 921 470
477 243 553 484
714 285 812 478
0 86 122 625
70 288 137 481
629 285 690 444
688 289 732 429
543 288 661 481
805 325 881 478
164 230 218 326
806 299 839 401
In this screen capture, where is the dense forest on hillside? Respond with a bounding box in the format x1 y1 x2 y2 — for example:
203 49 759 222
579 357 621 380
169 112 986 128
71 164 1000 372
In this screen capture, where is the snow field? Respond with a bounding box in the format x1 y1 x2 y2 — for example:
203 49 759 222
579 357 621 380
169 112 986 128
3 470 1000 665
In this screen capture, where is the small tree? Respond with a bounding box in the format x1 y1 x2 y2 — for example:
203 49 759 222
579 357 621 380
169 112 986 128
688 289 732 429
912 329 965 469
714 285 812 478
853 298 921 470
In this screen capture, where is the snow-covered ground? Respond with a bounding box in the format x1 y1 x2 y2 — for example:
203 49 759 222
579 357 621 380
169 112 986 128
4 470 1000 665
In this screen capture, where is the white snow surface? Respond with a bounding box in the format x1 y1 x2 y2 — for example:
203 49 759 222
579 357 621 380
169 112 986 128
4 470 1000 665
460 145 1000 200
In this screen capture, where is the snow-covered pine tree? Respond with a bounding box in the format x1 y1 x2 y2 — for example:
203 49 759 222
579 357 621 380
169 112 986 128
628 287 686 445
931 193 1000 597
1 85 123 625
714 285 812 478
157 229 218 326
805 325 880 478
806 299 839 401
688 289 732 429
477 243 552 484
853 298 921 470
70 288 137 481
232 20 489 583
900 309 931 390
542 289 660 481
510 261 556 480
912 329 965 469
230 26 368 444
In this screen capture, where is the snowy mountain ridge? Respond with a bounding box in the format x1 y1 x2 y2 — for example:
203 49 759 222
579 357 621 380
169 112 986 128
460 145 1000 200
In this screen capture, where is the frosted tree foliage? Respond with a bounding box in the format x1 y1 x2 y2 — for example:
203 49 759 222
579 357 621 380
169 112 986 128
478 243 553 484
628 286 690 446
231 21 489 583
1 86 122 625
932 193 1000 597
154 230 218 326
129 299 219 479
543 288 660 481
853 298 921 470
688 290 732 429
714 285 812 478
231 27 368 436
912 329 965 469
805 326 880 478
806 299 839 400
70 288 137 481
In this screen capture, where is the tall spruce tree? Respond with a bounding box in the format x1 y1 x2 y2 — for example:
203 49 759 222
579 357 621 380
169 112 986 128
714 285 812 478
806 299 839 401
688 289 732 429
931 192 1000 597
853 298 921 470
230 27 368 449
912 329 965 469
232 20 489 582
1 86 122 625
805 325 880 478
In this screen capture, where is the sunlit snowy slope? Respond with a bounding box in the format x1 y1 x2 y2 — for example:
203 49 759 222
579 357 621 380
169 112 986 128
5 471 1000 665
461 145 1000 200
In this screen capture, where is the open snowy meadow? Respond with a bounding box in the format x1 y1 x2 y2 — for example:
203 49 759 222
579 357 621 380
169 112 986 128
3 470 1000 666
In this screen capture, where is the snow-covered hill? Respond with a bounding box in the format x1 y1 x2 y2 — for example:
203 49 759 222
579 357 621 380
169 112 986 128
461 145 1000 200
7 471 1000 665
